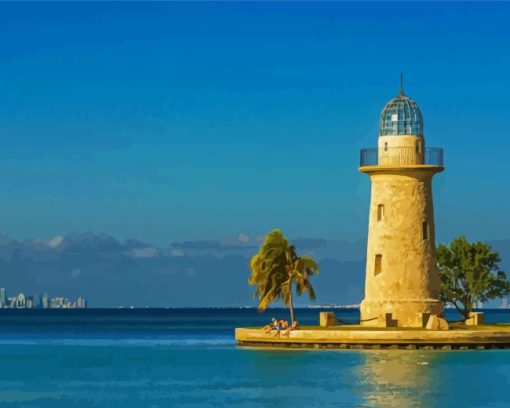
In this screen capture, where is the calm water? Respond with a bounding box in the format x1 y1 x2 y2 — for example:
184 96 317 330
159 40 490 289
0 308 510 407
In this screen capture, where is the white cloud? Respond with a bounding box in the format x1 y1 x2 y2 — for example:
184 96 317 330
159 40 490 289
132 247 158 258
238 233 250 243
48 236 64 248
170 249 185 257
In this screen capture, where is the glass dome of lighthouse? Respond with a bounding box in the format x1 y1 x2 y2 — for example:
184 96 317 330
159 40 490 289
379 76 423 137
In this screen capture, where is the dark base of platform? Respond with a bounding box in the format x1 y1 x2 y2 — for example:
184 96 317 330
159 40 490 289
237 341 510 350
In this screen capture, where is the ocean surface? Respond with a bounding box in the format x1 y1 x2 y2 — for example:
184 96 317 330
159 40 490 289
0 308 510 407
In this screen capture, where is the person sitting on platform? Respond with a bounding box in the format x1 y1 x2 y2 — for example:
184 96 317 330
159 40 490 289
274 320 289 338
284 320 299 337
262 317 277 334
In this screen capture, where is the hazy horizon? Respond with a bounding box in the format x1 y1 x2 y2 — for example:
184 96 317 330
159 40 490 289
0 230 509 308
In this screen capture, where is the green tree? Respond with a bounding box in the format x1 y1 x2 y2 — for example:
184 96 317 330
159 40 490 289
437 236 510 321
248 229 319 323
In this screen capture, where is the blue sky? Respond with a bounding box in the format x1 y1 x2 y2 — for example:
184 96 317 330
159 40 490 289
1 2 510 245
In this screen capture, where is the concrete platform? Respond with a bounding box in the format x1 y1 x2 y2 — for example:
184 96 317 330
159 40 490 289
235 324 510 350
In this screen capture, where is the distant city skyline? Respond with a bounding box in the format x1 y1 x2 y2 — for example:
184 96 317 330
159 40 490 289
0 287 87 309
0 3 510 246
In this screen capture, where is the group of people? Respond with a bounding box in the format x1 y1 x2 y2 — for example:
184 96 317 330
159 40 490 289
262 317 299 338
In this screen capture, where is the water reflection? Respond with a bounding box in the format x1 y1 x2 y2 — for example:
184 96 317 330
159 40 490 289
356 351 441 408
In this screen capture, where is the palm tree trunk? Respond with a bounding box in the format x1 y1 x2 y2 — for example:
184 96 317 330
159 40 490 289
288 281 295 324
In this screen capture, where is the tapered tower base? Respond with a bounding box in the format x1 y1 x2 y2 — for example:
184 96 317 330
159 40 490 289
359 162 444 328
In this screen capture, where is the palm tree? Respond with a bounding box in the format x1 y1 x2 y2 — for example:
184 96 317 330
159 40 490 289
248 229 319 323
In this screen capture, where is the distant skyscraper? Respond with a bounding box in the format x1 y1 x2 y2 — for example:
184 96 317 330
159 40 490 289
0 288 5 307
32 294 42 309
77 297 87 309
42 292 49 309
14 293 26 309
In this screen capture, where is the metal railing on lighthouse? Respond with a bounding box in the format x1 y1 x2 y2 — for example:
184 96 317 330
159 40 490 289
360 147 444 167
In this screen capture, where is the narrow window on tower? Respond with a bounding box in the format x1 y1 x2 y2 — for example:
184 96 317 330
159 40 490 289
423 221 429 240
374 254 382 276
384 142 388 152
377 204 384 221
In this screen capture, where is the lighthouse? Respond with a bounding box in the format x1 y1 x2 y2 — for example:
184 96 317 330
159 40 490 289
359 79 445 328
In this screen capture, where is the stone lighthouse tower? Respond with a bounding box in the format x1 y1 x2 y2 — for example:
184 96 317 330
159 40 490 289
359 79 444 328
